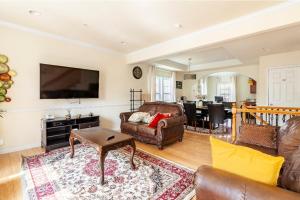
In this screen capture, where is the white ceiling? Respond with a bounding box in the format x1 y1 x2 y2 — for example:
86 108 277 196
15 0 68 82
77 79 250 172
155 24 300 71
0 0 282 53
169 47 234 66
208 71 238 77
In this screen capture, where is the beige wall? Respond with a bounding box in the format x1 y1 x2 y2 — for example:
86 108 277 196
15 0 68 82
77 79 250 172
236 75 256 106
181 79 198 100
176 64 258 100
206 76 217 101
175 72 184 100
257 50 300 105
0 26 149 153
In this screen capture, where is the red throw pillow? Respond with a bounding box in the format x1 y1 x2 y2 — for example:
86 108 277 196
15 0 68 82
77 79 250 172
148 113 170 128
161 113 172 117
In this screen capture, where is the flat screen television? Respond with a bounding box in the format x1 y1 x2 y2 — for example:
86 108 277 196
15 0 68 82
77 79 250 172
40 64 99 99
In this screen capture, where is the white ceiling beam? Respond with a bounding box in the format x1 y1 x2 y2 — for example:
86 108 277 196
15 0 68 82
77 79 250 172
126 2 300 64
154 59 187 71
190 59 242 71
155 64 183 72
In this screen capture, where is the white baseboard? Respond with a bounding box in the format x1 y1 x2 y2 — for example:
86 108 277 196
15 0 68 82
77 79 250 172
0 142 40 154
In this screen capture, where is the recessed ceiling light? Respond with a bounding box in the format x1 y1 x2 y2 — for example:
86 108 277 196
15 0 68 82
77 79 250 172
28 10 41 16
174 23 183 29
121 41 127 46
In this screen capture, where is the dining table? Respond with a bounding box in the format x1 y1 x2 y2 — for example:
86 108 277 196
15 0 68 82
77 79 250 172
196 106 232 112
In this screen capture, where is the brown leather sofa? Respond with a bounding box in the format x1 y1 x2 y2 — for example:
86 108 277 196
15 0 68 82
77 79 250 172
194 165 300 200
120 102 186 149
194 117 300 200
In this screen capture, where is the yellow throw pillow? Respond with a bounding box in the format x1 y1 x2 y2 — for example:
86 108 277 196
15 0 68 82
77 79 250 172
210 137 284 186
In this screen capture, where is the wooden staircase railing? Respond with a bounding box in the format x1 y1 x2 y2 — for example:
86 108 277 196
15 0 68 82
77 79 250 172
231 103 300 142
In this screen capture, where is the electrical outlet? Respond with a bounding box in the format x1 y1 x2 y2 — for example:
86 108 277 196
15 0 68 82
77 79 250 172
0 138 4 146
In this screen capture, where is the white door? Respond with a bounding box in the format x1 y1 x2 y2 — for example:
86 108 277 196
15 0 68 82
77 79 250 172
268 66 300 107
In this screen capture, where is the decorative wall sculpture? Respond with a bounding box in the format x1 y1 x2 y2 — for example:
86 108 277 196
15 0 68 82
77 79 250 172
0 54 17 102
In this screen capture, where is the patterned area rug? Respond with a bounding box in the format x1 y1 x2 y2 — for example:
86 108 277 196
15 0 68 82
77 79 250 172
185 125 232 141
22 145 195 200
185 125 231 135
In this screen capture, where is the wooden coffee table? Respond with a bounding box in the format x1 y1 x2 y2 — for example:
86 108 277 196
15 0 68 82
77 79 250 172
69 127 136 185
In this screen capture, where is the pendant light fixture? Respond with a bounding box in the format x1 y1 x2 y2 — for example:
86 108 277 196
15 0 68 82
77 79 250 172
184 58 196 80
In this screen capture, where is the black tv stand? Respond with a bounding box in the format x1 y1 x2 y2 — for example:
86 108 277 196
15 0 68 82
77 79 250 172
41 115 100 152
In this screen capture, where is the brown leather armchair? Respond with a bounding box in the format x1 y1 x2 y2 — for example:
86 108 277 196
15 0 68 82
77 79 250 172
120 102 186 149
194 117 300 200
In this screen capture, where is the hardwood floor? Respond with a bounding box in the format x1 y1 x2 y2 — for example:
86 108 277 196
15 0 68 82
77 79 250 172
135 131 211 170
0 131 211 200
0 147 44 200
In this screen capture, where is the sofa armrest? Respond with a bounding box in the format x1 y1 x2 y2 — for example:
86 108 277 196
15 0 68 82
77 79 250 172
158 115 186 128
119 112 134 123
194 165 300 200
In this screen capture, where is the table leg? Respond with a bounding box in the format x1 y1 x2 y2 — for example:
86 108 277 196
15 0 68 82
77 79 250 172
69 133 75 158
99 150 106 185
130 140 136 170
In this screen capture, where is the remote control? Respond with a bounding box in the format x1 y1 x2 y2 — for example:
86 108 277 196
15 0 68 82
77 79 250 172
107 136 115 141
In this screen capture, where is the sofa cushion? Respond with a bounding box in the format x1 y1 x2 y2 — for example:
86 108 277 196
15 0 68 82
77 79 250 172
161 113 172 117
156 105 182 116
138 102 184 117
148 113 170 128
137 124 157 137
128 112 149 122
235 141 277 156
139 104 157 116
194 165 300 200
142 113 155 124
278 116 300 192
122 122 140 133
278 116 300 159
237 124 277 149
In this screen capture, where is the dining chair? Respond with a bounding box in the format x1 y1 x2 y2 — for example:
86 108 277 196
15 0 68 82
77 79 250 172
183 103 205 130
222 101 233 109
208 104 225 133
222 101 234 120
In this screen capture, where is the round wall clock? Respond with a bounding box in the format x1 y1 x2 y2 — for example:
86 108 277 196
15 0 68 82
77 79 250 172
132 66 142 79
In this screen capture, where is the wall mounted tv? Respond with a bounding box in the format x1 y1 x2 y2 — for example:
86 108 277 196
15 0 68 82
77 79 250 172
40 64 99 99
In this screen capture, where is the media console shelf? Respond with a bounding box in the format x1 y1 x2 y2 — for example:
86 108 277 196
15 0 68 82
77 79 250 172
41 115 100 152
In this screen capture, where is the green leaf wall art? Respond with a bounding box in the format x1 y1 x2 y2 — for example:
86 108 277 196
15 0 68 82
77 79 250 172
0 54 16 102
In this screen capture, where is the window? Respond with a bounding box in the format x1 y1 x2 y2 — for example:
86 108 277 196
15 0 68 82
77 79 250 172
216 75 236 102
156 76 172 102
218 83 232 102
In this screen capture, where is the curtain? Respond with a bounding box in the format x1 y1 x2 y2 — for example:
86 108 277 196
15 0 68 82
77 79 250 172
170 72 176 102
230 75 237 102
199 77 208 96
147 65 156 101
216 75 236 102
